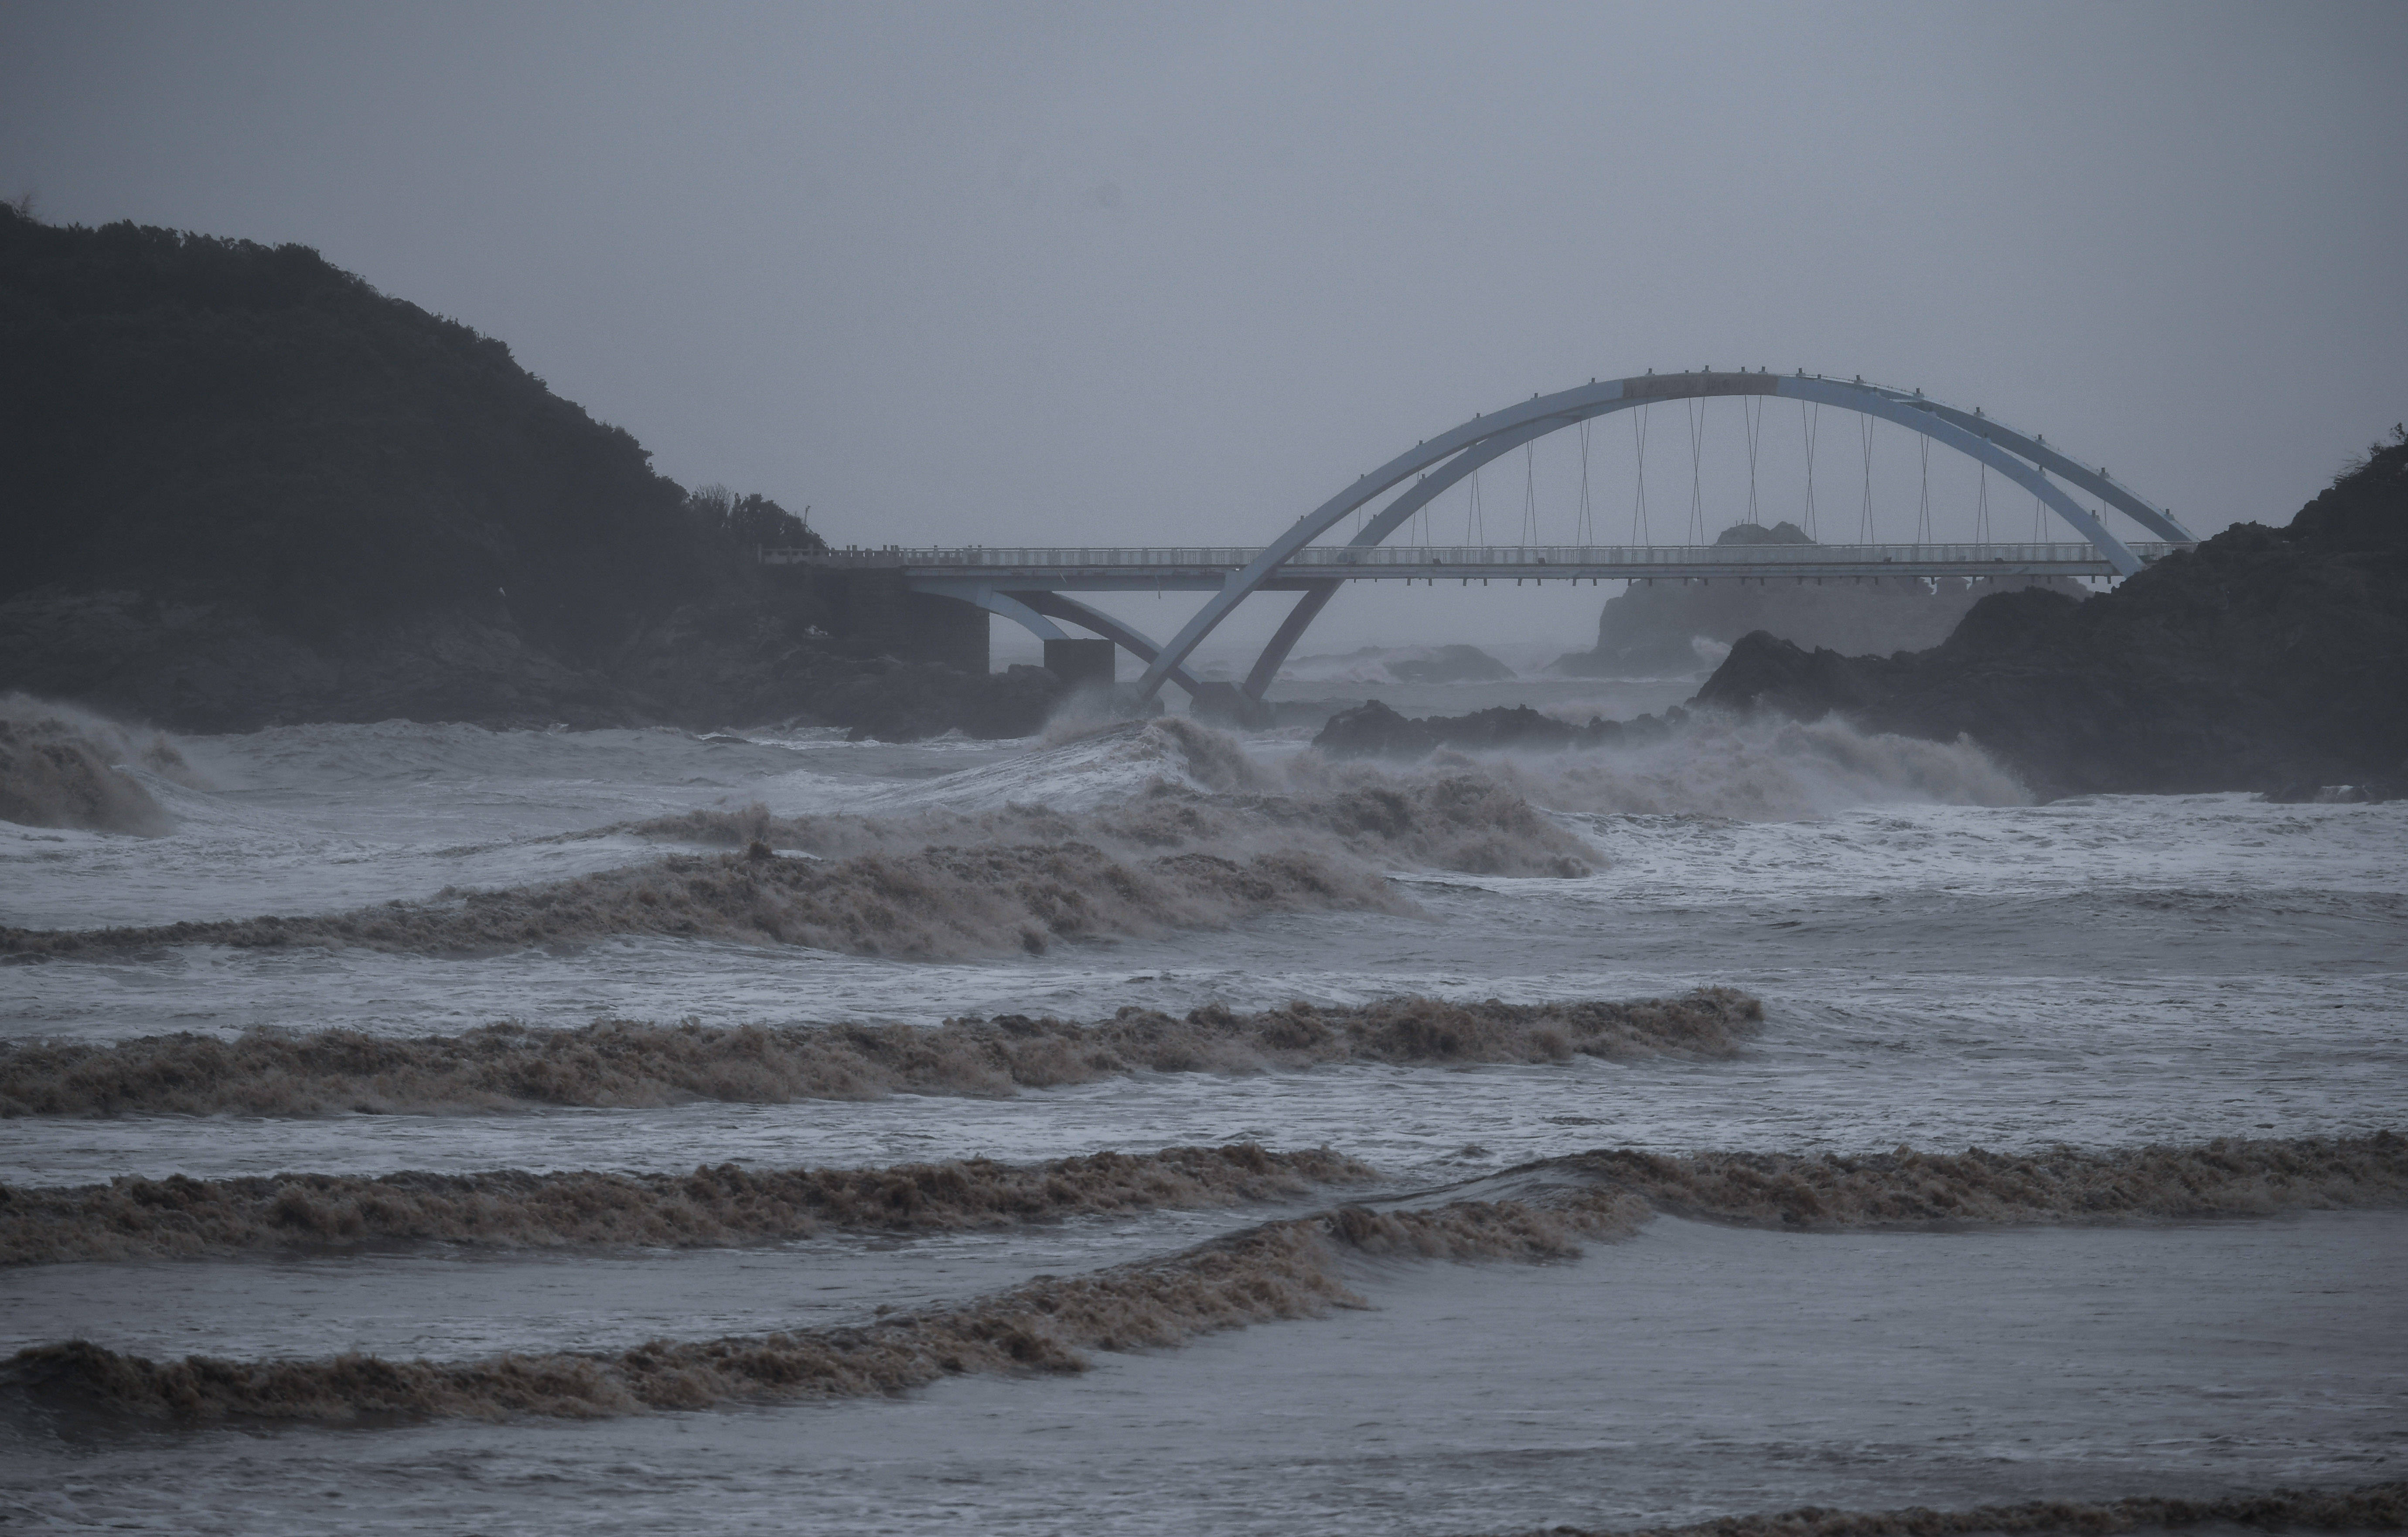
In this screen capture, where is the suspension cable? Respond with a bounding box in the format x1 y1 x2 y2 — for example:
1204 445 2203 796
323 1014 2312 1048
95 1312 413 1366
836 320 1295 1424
1631 404 1651 543
1975 438 1991 542
1859 414 1876 544
1523 440 1538 545
1577 418 1593 545
1743 396 1762 527
1687 397 1706 543
1801 401 1819 539
1917 434 1932 543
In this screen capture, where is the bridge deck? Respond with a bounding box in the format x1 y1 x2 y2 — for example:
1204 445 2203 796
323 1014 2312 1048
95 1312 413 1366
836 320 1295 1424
766 541 2188 588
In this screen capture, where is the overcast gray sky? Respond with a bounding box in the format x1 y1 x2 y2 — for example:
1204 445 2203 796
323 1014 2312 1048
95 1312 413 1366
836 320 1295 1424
6 1 2404 660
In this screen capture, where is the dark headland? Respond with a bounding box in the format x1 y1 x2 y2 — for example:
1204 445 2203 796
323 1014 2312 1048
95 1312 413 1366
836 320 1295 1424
1322 434 2408 800
0 205 1060 740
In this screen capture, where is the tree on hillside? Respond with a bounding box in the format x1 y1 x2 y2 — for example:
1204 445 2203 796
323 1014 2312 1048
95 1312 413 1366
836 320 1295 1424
686 485 825 555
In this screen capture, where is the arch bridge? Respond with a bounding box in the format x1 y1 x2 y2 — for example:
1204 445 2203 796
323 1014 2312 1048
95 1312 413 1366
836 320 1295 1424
774 371 2194 705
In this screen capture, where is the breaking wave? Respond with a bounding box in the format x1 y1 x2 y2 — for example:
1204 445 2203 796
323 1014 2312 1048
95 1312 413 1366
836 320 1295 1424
0 838 1409 961
629 777 1594 881
1455 712 2031 820
0 1143 1375 1264
2 1195 1638 1423
2 718 1608 959
20 1129 2388 1267
5 1133 2394 1425
1140 709 2024 825
0 695 189 835
0 990 1762 1117
1549 1131 2408 1227
1531 1482 2408 1537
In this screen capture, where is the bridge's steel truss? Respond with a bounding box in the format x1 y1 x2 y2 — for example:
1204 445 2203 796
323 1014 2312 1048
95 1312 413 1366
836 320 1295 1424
780 372 2194 702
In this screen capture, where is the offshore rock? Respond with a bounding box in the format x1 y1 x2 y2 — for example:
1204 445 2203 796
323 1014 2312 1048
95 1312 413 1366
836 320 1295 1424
1553 520 2085 678
1694 436 2408 796
1386 644 1514 684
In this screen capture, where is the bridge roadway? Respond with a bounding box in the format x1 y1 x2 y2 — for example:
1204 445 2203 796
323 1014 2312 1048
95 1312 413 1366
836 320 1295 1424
769 539 2189 588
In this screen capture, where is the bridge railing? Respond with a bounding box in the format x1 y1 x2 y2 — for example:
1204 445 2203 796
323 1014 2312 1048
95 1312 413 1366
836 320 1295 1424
767 541 2191 569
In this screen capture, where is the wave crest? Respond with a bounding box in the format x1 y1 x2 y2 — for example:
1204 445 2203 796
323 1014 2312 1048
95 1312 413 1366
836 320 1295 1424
1 1195 1638 1423
1552 1131 2408 1226
0 989 1763 1118
631 769 1597 881
0 695 188 835
1 836 1410 961
1488 714 2027 819
7 1133 2396 1425
0 1143 1375 1264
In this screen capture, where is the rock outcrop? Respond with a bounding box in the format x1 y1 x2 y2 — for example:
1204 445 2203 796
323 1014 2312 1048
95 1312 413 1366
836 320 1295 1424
1695 434 2408 796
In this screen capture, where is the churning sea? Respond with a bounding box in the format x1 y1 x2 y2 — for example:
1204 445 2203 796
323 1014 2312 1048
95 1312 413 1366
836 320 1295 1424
3 676 2402 1535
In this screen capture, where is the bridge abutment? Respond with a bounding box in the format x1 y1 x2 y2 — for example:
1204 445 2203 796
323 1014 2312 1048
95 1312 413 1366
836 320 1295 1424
901 588 991 673
769 569 991 673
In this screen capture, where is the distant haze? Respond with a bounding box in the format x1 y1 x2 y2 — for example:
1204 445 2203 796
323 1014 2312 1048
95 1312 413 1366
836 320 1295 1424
5 1 2403 657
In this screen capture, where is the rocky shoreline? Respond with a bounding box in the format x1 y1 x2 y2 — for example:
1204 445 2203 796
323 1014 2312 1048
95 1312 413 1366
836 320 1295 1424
0 588 1070 740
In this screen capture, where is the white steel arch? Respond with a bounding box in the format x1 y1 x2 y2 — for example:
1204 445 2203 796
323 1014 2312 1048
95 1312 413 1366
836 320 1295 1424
1133 371 2189 702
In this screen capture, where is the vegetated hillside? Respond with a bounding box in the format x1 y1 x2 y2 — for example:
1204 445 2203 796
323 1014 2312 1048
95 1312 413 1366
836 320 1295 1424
1695 433 2408 797
0 204 751 648
0 205 1051 737
1553 520 2085 679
